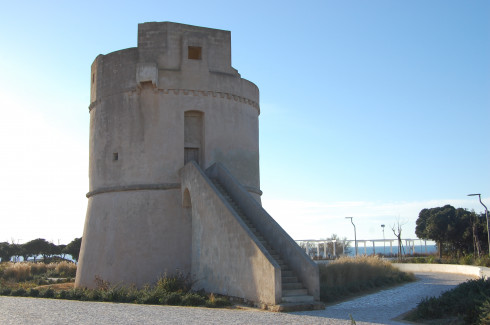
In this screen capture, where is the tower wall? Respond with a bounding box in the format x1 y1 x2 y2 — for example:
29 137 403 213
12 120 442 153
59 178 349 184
76 22 261 288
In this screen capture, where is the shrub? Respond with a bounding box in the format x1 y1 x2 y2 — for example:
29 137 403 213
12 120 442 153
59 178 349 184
162 292 182 305
136 285 160 305
156 272 191 293
36 277 49 285
27 288 39 297
479 300 490 324
181 293 206 306
206 297 231 308
101 285 138 303
11 288 26 296
1 269 232 310
205 293 231 308
406 278 490 324
40 288 55 298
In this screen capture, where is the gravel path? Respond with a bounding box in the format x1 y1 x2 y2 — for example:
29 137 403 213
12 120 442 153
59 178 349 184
0 272 474 325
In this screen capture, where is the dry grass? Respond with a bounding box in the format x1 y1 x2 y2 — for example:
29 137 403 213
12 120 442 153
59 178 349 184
320 255 410 287
2 263 32 282
54 261 77 277
319 255 415 303
1 261 77 281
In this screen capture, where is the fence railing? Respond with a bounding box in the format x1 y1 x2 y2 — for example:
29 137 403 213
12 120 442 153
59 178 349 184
295 239 435 259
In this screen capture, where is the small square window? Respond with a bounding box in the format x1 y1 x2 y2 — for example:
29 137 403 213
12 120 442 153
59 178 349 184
188 46 202 60
113 152 118 161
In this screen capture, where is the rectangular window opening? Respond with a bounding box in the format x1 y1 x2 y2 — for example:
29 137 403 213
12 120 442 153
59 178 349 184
188 46 202 60
113 152 118 161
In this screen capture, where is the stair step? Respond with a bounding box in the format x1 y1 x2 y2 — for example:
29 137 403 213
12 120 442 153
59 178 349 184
282 270 294 277
283 288 308 296
282 276 298 283
281 295 315 303
282 282 304 290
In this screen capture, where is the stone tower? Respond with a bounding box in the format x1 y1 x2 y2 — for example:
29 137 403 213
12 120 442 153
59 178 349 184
76 22 320 309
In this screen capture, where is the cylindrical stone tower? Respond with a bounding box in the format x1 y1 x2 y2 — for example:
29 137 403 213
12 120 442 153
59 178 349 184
76 22 260 288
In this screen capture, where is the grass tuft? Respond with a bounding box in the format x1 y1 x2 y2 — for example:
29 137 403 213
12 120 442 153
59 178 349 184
319 256 415 303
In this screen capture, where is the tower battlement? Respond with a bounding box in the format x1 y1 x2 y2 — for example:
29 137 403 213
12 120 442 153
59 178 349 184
90 22 256 107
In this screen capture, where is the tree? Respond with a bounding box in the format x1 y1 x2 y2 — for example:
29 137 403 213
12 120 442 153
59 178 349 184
391 219 406 261
0 242 13 262
328 234 351 256
22 238 51 262
415 205 480 257
57 244 67 259
63 237 82 262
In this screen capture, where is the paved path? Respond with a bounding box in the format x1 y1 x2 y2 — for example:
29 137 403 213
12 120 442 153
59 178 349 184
0 272 474 325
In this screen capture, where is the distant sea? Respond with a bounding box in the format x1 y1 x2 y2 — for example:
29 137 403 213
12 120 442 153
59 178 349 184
345 244 437 257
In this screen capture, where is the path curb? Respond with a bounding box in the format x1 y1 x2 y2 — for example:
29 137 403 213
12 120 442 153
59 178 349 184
393 263 490 279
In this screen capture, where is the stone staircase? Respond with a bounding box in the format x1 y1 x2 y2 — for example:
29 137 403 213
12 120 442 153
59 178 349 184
211 179 315 306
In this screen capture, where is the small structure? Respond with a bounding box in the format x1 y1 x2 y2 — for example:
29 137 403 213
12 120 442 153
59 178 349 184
75 22 320 309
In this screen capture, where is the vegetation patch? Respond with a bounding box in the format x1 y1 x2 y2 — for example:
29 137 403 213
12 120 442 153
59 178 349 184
0 264 231 309
400 254 490 267
319 255 415 303
404 277 490 324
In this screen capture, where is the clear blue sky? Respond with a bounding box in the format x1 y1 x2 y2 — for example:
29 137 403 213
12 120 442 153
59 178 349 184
0 1 488 244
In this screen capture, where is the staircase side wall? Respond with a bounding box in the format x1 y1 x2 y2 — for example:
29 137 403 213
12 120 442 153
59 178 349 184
207 163 320 300
180 162 281 305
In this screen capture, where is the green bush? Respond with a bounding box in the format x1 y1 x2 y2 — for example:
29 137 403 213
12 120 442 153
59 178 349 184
156 272 191 293
162 292 182 305
205 296 232 308
27 288 39 297
136 289 160 305
40 288 55 298
406 278 490 324
11 288 26 296
0 270 232 309
182 293 206 306
479 300 490 324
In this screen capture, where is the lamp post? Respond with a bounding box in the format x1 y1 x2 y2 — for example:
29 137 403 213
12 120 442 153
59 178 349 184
346 217 358 256
468 194 489 257
381 224 385 255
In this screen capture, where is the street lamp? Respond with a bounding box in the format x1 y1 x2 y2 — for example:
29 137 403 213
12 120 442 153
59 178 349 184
468 194 489 257
346 217 358 256
381 224 385 255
